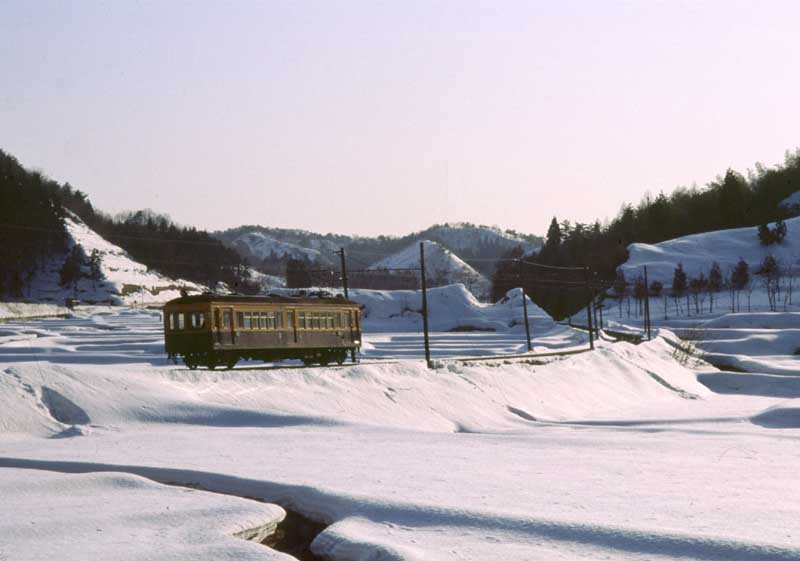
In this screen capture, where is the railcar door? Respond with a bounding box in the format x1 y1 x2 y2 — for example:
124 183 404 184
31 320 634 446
215 307 235 346
287 309 297 343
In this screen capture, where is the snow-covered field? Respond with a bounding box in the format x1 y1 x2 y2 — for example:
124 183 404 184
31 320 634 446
1 308 800 560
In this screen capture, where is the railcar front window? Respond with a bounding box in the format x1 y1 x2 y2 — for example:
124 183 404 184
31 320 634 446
168 313 175 331
178 313 185 330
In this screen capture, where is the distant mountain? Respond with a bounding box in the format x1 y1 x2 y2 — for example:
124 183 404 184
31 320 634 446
214 222 542 278
370 240 490 299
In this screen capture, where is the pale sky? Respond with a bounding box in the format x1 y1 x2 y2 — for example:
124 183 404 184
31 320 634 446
2 1 798 236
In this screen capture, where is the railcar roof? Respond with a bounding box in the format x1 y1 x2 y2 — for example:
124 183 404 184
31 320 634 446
165 293 359 306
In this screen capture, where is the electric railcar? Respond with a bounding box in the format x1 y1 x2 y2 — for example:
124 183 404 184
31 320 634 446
163 293 361 369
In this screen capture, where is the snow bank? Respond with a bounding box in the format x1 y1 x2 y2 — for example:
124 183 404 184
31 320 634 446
0 301 69 320
0 468 285 561
0 320 707 437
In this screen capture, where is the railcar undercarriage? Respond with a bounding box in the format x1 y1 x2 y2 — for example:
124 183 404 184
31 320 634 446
173 347 352 370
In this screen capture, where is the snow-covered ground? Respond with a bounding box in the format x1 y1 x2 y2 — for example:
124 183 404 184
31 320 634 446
1 308 800 560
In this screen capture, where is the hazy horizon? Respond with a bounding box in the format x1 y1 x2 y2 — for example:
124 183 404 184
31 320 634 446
2 1 799 237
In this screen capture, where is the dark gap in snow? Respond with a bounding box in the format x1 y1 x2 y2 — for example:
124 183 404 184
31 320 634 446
162 481 337 561
260 509 329 561
507 405 538 422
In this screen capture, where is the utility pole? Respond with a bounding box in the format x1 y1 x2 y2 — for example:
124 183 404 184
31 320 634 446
419 242 432 368
338 247 349 299
521 286 532 352
644 265 652 341
584 266 595 350
339 247 356 363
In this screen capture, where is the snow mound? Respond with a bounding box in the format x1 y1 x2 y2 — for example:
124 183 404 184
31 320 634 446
0 469 284 561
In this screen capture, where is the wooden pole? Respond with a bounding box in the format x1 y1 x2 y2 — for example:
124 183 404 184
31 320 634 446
644 265 652 340
419 242 432 368
339 247 356 363
521 287 532 352
339 247 349 299
584 266 594 350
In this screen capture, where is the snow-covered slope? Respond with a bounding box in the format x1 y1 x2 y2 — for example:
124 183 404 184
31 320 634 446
369 240 490 299
232 231 335 263
23 214 204 305
424 222 538 254
620 217 800 284
780 191 800 213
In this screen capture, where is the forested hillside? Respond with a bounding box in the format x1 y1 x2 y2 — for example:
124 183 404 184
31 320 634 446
494 149 800 319
0 151 69 297
0 149 255 298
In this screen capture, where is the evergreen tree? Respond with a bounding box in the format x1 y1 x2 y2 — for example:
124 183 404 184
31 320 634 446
88 249 103 289
545 217 562 249
59 245 84 294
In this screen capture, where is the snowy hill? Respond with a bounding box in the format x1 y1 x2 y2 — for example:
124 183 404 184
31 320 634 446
231 231 339 264
369 240 490 299
422 222 537 254
23 214 204 305
620 217 800 284
216 223 542 277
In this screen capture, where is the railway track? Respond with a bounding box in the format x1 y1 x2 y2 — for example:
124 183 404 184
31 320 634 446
174 346 595 371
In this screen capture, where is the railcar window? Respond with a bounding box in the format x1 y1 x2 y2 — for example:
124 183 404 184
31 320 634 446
343 312 350 328
313 312 321 329
334 312 340 329
325 312 332 329
298 312 306 329
276 311 283 329
236 312 244 329
287 311 294 329
264 312 272 329
223 311 232 329
256 312 263 330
